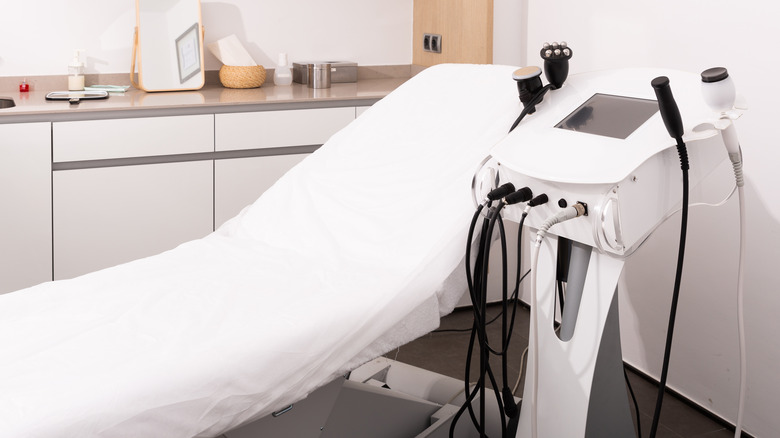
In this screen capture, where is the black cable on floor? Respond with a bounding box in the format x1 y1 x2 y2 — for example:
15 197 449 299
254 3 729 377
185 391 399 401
432 270 529 334
624 366 642 438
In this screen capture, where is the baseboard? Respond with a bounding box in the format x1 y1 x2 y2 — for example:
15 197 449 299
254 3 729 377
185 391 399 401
622 362 754 438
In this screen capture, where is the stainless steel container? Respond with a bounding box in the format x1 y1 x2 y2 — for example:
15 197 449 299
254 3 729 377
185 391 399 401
294 61 358 84
307 63 332 89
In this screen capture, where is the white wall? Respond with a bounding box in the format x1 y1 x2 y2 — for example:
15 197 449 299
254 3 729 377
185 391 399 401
0 0 412 77
199 0 412 70
500 1 777 437
493 0 527 67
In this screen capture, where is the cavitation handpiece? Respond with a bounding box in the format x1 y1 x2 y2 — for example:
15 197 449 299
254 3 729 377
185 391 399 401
512 66 544 112
541 41 572 90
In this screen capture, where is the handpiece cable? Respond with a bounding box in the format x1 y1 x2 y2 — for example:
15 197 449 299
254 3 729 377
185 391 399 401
471 203 508 437
454 184 515 438
453 184 535 438
648 76 690 438
734 176 747 438
455 204 490 436
720 120 747 438
478 204 509 436
509 85 552 133
648 138 689 438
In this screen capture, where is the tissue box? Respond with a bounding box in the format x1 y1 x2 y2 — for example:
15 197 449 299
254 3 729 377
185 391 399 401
293 61 357 84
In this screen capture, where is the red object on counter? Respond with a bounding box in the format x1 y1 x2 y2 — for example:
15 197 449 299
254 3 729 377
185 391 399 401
19 80 29 92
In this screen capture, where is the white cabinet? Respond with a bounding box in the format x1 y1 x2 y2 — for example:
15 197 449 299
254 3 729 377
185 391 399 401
54 115 214 161
356 106 371 118
52 115 215 280
214 107 355 227
53 162 214 280
215 107 354 151
0 123 52 294
50 106 363 278
215 154 309 228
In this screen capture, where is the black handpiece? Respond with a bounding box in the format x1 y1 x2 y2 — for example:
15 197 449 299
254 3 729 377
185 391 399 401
504 187 533 205
541 41 572 90
486 183 516 201
651 76 684 140
512 66 544 110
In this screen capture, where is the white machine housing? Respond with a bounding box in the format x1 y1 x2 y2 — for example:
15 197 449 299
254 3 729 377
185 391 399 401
481 68 729 256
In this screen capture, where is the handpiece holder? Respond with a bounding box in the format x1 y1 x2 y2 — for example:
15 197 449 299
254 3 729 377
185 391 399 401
701 67 743 159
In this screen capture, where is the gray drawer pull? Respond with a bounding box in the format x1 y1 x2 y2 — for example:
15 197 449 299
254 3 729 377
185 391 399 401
272 404 294 417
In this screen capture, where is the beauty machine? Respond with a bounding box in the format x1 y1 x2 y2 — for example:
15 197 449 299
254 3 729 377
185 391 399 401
467 47 747 437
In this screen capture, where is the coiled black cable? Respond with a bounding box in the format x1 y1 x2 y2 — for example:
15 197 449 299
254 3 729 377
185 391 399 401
451 189 541 437
453 203 508 437
477 204 508 436
649 138 689 438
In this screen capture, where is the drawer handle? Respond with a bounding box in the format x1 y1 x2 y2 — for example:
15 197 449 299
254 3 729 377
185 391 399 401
272 404 294 417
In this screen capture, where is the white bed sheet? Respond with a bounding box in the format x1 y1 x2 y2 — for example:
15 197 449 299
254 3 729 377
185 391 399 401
0 64 522 437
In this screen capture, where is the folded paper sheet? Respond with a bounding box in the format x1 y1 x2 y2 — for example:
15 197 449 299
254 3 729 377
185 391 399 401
207 34 257 66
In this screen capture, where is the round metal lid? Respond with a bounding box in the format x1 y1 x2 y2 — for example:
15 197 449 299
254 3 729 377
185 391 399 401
512 66 542 81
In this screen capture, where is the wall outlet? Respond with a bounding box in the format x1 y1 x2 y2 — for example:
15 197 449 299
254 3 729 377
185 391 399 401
423 33 442 53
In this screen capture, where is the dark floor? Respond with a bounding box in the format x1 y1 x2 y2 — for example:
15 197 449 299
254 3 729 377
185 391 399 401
389 304 740 438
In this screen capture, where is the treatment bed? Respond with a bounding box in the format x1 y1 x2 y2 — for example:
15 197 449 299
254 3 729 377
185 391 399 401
0 64 522 437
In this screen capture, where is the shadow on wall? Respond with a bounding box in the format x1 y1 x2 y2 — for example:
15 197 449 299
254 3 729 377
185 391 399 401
201 2 270 70
619 171 779 425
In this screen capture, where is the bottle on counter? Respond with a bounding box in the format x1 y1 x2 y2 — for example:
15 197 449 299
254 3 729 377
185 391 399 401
273 53 293 86
68 50 85 91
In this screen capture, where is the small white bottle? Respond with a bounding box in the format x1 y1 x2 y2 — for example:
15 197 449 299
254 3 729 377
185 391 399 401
273 53 293 86
68 50 85 91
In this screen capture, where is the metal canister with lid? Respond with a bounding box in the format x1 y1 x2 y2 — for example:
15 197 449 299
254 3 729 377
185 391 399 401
307 63 332 89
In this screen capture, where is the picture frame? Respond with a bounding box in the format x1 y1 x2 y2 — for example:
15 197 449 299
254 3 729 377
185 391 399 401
175 23 202 84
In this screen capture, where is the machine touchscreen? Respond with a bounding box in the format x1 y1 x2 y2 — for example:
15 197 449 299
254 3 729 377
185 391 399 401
556 93 658 139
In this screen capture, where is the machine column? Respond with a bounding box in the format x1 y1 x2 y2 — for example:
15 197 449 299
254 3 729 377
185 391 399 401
516 234 635 437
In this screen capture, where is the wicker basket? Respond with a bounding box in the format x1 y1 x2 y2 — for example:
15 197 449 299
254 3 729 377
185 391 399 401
219 65 266 89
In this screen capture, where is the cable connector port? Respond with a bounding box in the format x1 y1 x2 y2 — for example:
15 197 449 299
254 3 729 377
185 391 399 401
535 202 588 245
574 201 588 217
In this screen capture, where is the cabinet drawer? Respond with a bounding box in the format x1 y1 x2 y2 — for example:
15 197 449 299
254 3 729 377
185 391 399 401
216 107 354 151
356 106 371 118
53 161 213 280
53 114 214 162
215 154 309 228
